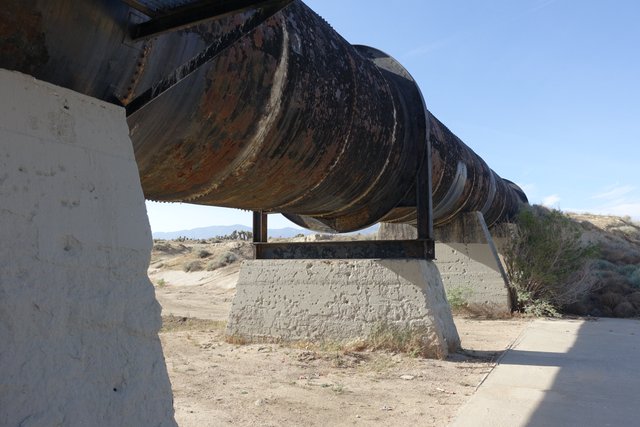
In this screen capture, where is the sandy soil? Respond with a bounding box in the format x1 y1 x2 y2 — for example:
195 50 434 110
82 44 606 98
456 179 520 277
149 240 248 321
159 317 527 427
151 265 239 321
152 240 529 426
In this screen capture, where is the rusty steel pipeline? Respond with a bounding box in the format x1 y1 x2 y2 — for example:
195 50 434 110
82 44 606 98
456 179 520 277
0 0 527 233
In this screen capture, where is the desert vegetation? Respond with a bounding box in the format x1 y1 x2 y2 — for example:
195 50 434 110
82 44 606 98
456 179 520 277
150 237 252 274
504 206 640 317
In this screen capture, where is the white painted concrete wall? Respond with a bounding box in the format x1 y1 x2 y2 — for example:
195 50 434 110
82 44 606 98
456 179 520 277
0 70 176 426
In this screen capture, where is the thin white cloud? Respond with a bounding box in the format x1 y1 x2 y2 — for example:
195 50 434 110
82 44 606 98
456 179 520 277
542 194 561 207
403 41 447 59
591 185 635 200
574 184 640 220
402 35 458 59
527 0 560 13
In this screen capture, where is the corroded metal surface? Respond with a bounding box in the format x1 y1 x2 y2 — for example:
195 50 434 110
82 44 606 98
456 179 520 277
255 240 435 260
377 115 527 229
0 0 527 233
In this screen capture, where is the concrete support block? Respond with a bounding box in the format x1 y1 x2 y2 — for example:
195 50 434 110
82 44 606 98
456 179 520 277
227 259 460 358
436 242 512 316
379 214 513 316
0 70 176 426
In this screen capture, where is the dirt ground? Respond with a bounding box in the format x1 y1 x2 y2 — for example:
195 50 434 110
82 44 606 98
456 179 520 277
152 242 529 426
160 316 527 427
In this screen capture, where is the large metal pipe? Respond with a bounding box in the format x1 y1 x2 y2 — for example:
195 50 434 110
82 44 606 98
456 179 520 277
1 0 527 233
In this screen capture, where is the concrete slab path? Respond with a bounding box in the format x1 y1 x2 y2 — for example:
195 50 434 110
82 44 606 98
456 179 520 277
452 318 640 427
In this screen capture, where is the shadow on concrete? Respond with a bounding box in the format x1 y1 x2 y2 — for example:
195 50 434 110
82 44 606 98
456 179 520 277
524 318 640 427
494 349 581 367
452 318 640 426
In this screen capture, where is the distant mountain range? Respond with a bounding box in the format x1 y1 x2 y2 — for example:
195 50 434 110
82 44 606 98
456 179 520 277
152 223 379 240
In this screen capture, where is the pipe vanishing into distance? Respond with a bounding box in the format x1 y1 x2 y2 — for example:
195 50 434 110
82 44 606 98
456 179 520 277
1 0 527 233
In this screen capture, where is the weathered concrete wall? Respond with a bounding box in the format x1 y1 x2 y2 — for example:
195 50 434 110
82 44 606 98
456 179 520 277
379 216 513 316
436 243 511 316
0 70 176 426
227 259 460 358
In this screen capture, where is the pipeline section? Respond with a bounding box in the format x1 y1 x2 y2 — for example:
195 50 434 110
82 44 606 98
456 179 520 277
0 0 527 233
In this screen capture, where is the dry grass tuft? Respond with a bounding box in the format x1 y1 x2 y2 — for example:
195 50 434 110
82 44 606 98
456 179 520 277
222 323 445 359
366 323 444 359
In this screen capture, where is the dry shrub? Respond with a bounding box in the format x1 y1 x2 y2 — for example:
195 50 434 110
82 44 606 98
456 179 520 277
596 274 633 295
613 301 636 318
504 206 600 315
367 323 444 359
628 292 640 309
198 249 212 258
183 260 203 272
599 292 624 309
153 241 190 255
556 260 604 309
592 260 640 294
600 245 640 265
206 251 238 271
628 267 640 288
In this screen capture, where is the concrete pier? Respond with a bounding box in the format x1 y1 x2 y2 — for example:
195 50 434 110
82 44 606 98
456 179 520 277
0 70 176 426
379 213 513 316
227 259 460 358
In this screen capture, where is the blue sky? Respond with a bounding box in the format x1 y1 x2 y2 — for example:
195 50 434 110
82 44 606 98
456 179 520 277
146 0 640 232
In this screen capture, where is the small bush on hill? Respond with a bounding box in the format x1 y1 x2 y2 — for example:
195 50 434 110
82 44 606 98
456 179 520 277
504 206 600 316
183 260 204 272
206 251 238 271
198 249 212 259
630 269 640 289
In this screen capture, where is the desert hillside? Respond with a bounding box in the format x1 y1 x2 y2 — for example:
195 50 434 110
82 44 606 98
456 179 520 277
563 213 640 317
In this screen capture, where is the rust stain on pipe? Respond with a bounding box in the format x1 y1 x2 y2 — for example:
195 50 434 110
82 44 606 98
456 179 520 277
0 0 527 232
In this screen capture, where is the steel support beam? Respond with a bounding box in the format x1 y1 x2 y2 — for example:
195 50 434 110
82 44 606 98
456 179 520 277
254 239 435 260
121 0 159 18
416 121 434 241
125 0 293 116
252 211 268 243
129 0 293 41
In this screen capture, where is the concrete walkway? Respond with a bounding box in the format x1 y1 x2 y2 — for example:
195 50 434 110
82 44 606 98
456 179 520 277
452 318 640 427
